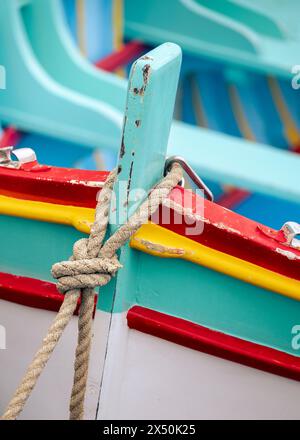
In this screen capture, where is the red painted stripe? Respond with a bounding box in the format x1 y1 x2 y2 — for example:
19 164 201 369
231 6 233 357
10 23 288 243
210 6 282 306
158 187 300 282
95 40 147 72
1 170 299 280
0 272 96 317
0 167 108 208
127 306 300 382
0 127 22 148
294 145 300 154
217 188 251 209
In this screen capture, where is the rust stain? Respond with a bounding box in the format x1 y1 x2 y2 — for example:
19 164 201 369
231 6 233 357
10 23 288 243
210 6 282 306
126 160 134 204
120 136 125 158
142 64 151 84
120 116 127 158
132 64 151 96
133 86 145 96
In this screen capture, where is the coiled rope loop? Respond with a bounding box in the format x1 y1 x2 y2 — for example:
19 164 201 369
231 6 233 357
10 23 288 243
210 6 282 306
2 163 182 420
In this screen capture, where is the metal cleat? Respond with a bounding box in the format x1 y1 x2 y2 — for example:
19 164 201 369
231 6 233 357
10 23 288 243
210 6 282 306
0 146 37 169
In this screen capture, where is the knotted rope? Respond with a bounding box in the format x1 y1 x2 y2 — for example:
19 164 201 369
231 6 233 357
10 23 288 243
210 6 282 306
2 163 182 420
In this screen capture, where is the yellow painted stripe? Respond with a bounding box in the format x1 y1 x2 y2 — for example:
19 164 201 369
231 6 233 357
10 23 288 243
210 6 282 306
228 84 255 141
130 222 300 302
76 0 87 56
113 0 125 78
113 0 123 51
0 195 94 234
267 76 300 148
189 74 208 128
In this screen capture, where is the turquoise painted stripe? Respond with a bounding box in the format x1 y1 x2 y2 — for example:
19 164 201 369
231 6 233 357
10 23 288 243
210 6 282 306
168 121 300 204
2 212 300 357
0 216 84 283
126 251 300 358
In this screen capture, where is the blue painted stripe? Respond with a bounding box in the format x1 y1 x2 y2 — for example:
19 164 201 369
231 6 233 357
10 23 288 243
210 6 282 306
196 71 241 137
181 76 197 126
16 133 93 168
85 0 114 62
253 76 289 149
234 80 269 144
62 0 77 45
234 193 300 230
278 78 300 132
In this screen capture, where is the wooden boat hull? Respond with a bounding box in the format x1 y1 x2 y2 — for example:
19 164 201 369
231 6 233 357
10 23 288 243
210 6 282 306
2 302 300 420
1 40 300 420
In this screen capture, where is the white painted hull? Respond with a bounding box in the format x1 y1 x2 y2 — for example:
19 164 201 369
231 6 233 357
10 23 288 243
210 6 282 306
0 300 109 420
1 303 300 420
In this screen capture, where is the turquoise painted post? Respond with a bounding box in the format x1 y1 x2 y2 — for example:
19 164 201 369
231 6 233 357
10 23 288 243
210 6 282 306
97 42 182 417
0 0 123 150
98 42 182 313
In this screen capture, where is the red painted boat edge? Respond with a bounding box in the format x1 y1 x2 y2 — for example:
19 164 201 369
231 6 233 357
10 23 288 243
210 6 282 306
127 306 300 382
0 167 109 208
0 272 96 317
217 188 251 210
0 126 22 148
160 188 300 282
95 40 147 72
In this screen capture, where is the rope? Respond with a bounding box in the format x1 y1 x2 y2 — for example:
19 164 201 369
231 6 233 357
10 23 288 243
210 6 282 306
1 163 182 420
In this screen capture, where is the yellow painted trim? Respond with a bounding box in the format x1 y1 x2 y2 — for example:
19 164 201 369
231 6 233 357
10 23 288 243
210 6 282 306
76 0 87 56
228 84 255 141
113 0 125 78
113 0 123 51
0 195 94 234
267 76 300 148
189 74 208 128
130 222 300 302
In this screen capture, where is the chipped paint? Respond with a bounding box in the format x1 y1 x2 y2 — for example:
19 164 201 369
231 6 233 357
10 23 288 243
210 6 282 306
69 179 104 188
120 137 125 158
276 248 300 261
140 55 154 61
136 238 185 256
132 64 151 96
142 64 151 84
131 223 300 302
214 222 242 236
126 160 134 205
135 120 141 127
120 116 127 158
162 199 242 236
